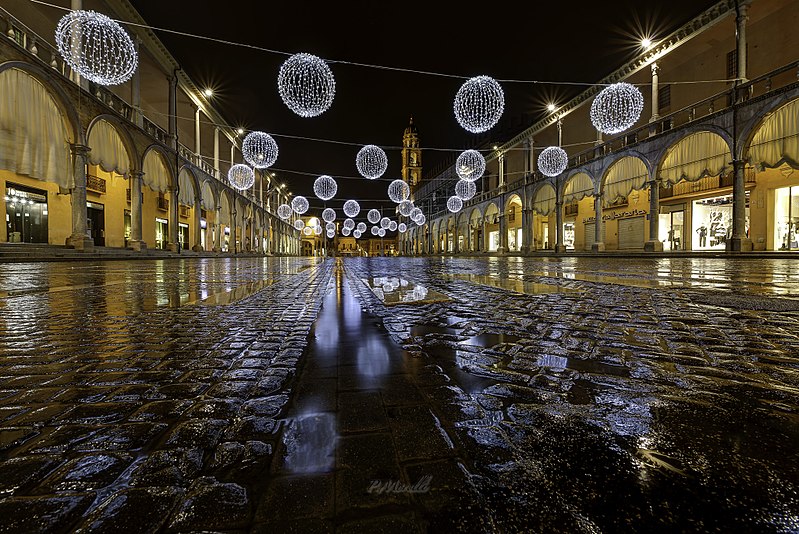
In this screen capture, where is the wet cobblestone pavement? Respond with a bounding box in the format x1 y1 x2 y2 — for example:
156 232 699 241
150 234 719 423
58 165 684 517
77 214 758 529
0 256 798 532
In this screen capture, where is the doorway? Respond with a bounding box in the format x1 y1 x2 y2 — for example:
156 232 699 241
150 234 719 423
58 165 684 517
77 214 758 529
87 202 105 247
5 184 48 243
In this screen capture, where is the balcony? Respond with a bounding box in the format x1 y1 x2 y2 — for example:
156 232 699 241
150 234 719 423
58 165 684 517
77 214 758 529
86 174 106 194
179 205 189 218
157 195 169 211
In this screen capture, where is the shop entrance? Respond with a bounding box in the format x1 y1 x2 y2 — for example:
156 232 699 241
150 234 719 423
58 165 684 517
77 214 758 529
563 222 575 250
87 202 105 247
659 209 684 251
155 218 169 250
178 223 189 250
5 184 48 243
775 186 799 250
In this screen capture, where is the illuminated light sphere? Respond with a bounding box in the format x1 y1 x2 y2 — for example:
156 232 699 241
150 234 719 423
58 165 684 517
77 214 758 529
537 146 569 177
415 213 426 226
398 222 407 233
590 82 644 134
343 199 361 218
325 222 335 232
302 226 313 236
277 52 335 118
322 207 336 223
356 222 367 233
387 179 410 203
398 200 414 217
389 220 398 231
291 195 309 214
228 164 255 190
55 10 137 86
371 226 379 236
455 179 477 201
313 175 337 201
378 228 386 237
277 204 293 220
314 225 323 235
342 227 351 236
242 131 278 169
326 229 335 238
356 145 388 180
453 75 504 134
353 230 362 239
456 149 486 182
293 219 305 231
367 209 381 224
380 217 391 229
447 196 463 213
343 218 355 230
409 207 423 220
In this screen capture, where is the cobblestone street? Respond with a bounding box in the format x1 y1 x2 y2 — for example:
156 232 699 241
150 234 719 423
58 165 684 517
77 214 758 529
1 256 798 532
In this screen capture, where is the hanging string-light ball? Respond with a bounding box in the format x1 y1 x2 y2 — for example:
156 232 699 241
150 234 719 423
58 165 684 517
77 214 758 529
398 200 414 217
409 207 423 221
389 221 398 232
356 222 367 233
455 179 477 201
415 213 426 226
367 209 381 224
313 175 337 201
242 131 278 169
456 150 486 182
325 222 335 232
302 226 313 236
353 229 362 239
380 217 391 229
398 223 407 233
590 82 644 134
378 228 386 237
322 208 336 223
291 195 309 215
537 146 569 177
342 227 351 236
387 180 410 203
277 204 293 220
229 164 255 190
55 10 138 86
343 200 361 218
356 145 388 180
371 226 379 236
314 225 323 235
277 52 335 118
343 218 355 230
326 229 335 238
447 196 463 213
293 219 305 231
453 75 505 134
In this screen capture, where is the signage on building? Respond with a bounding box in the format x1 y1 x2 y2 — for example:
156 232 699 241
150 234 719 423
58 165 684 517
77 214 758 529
583 208 647 224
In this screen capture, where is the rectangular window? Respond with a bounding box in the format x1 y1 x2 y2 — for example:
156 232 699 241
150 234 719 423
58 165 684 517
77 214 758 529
726 49 737 79
658 84 671 112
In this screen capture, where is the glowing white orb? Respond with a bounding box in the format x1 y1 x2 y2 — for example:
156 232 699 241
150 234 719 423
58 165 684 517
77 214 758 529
229 164 255 190
343 218 355 230
389 221 398 231
367 209 381 224
313 175 337 201
387 179 410 203
456 150 486 182
453 75 504 133
378 228 386 237
590 82 644 134
398 200 414 217
447 196 463 213
455 179 477 201
278 52 335 117
371 226 379 236
291 195 309 214
356 222 367 233
356 145 388 180
537 146 569 177
293 219 305 230
242 131 278 169
277 204 292 220
398 223 407 233
343 200 361 218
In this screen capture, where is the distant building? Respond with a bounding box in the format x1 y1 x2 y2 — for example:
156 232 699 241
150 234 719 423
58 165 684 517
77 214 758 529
402 117 422 191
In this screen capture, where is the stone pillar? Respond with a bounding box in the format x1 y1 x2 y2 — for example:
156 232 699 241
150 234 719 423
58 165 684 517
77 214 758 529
555 200 566 253
167 75 177 141
231 209 238 254
498 211 508 254
213 127 220 179
498 153 506 188
128 171 145 251
481 219 487 252
214 207 222 252
194 107 201 157
730 161 753 251
65 144 94 251
644 180 664 252
192 196 203 251
522 208 534 254
131 38 142 127
736 1 752 82
166 184 180 252
650 62 660 123
249 216 255 252
592 196 606 252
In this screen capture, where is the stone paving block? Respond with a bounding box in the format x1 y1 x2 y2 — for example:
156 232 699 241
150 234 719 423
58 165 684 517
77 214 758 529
0 455 63 496
41 453 132 493
77 486 184 534
167 476 249 531
130 448 203 487
0 492 95 533
387 406 456 462
163 418 228 449
255 474 334 522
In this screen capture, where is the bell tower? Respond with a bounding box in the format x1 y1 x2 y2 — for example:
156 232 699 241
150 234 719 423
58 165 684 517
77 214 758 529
401 117 421 189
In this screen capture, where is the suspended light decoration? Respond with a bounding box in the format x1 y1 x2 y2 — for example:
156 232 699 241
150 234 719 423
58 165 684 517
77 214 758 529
415 214 426 225
343 200 361 218
326 229 335 238
455 179 477 201
242 131 278 169
371 226 379 236
380 217 391 229
342 227 351 236
356 222 367 233
398 222 408 233
293 219 305 230
277 52 335 117
277 204 293 220
353 229 362 239
537 146 569 177
456 150 486 182
55 10 138 86
398 200 414 217
367 209 381 224
229 164 255 190
378 228 386 237
325 222 335 232
314 225 323 235
389 220 398 232
590 82 644 134
409 207 423 221
387 179 410 203
313 175 337 201
343 218 355 230
447 196 463 213
302 226 313 236
291 195 309 214
356 145 388 180
322 207 336 223
453 75 504 134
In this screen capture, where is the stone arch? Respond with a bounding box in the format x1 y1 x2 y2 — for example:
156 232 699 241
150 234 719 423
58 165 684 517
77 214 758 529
201 180 218 210
140 145 173 193
655 131 732 186
563 171 596 202
87 115 138 177
484 202 499 224
505 193 523 212
219 189 233 225
601 155 650 206
744 96 799 169
177 165 199 206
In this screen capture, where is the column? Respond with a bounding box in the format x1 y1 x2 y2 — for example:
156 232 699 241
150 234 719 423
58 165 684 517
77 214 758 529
232 208 238 254
214 207 222 252
168 75 177 141
131 38 142 127
213 127 220 179
644 180 664 252
522 208 534 254
481 219 487 252
249 215 255 252
592 195 606 252
65 144 94 251
194 107 201 157
166 183 180 252
498 210 508 254
650 62 660 123
128 171 145 251
730 160 752 251
736 1 752 82
230 142 236 168
498 153 506 189
555 200 565 253
192 196 203 251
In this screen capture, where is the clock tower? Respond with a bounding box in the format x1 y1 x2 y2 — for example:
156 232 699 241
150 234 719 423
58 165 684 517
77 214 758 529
401 117 422 190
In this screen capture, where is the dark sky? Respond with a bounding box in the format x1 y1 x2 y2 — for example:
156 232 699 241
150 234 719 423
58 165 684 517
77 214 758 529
128 0 718 214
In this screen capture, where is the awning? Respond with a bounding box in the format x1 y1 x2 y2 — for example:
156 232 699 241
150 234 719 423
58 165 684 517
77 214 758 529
563 172 594 203
142 150 170 193
603 157 648 205
659 131 730 185
748 98 799 169
532 184 556 215
178 168 196 206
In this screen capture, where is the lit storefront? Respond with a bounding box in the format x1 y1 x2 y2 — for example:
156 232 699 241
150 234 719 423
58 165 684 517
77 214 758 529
774 186 799 250
4 183 48 243
155 218 169 250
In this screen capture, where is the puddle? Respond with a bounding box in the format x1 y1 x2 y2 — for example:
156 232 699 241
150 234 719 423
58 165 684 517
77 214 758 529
451 274 579 295
282 412 337 473
410 324 461 337
461 333 522 348
363 277 450 305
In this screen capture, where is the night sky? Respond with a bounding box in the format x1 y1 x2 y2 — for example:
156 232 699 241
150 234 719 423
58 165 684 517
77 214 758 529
127 1 718 213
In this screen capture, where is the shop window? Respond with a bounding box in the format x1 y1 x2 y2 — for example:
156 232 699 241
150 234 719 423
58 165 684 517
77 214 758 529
5 184 49 243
